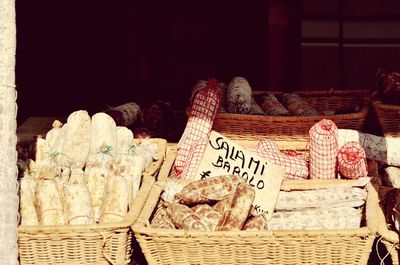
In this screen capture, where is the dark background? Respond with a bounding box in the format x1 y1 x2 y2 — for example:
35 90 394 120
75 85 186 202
16 0 277 125
16 0 400 127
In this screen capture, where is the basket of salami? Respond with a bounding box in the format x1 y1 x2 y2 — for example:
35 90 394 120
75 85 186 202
17 111 167 265
213 89 370 142
133 138 379 265
188 77 370 142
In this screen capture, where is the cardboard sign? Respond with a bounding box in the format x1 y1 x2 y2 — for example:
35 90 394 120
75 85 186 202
194 131 285 219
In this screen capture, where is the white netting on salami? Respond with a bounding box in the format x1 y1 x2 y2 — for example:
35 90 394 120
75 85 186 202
309 119 338 179
173 79 221 179
337 141 368 179
257 139 309 180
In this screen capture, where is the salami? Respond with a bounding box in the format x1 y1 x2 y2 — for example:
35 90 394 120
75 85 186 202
174 78 221 179
191 204 221 231
243 214 267 231
212 196 233 214
151 206 176 229
175 175 244 205
166 203 207 231
216 182 255 231
226 76 252 114
257 139 309 180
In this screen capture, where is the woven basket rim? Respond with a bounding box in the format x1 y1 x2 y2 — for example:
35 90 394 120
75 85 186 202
373 100 400 111
18 137 167 235
253 88 371 97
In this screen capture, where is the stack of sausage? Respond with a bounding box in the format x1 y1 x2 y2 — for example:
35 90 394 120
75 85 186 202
19 110 159 226
151 175 266 231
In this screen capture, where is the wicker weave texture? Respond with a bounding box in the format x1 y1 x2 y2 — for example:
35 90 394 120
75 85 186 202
134 147 380 265
372 101 400 138
213 90 370 142
17 138 167 265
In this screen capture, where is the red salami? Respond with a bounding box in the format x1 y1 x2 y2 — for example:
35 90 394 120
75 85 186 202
174 79 221 179
216 183 255 231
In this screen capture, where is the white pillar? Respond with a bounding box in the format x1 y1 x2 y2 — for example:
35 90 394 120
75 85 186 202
0 0 18 263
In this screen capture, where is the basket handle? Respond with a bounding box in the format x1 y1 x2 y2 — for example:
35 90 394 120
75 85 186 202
157 145 177 181
126 175 155 225
365 177 380 235
132 181 165 229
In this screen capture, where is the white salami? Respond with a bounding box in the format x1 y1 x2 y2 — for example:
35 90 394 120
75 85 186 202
89 113 117 156
62 110 91 168
19 176 38 226
63 183 95 225
99 175 129 224
116 126 134 154
35 179 65 225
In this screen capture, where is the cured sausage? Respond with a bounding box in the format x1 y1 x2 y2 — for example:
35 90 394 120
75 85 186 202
216 182 255 231
175 175 244 205
243 214 267 231
174 79 221 179
151 206 176 229
191 204 221 231
212 196 233 214
166 203 207 231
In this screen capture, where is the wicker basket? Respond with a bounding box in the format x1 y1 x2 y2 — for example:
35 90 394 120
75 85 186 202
18 138 167 265
372 101 400 138
133 180 378 265
212 89 370 142
376 185 400 265
133 143 379 265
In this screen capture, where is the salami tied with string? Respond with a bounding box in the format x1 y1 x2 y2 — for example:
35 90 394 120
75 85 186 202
309 119 338 179
174 79 221 179
257 139 308 180
216 182 255 231
337 141 367 179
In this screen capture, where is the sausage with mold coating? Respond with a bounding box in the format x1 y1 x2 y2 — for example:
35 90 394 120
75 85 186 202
166 203 207 231
174 175 244 205
216 182 255 231
191 204 221 231
243 214 267 231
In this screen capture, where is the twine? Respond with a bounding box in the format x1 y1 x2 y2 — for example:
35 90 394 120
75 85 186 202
99 212 126 221
127 144 136 154
48 151 70 160
41 208 62 213
68 215 95 224
101 231 116 265
100 145 113 156
376 236 395 265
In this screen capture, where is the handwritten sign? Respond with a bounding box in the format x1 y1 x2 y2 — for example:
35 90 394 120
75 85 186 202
194 131 284 219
